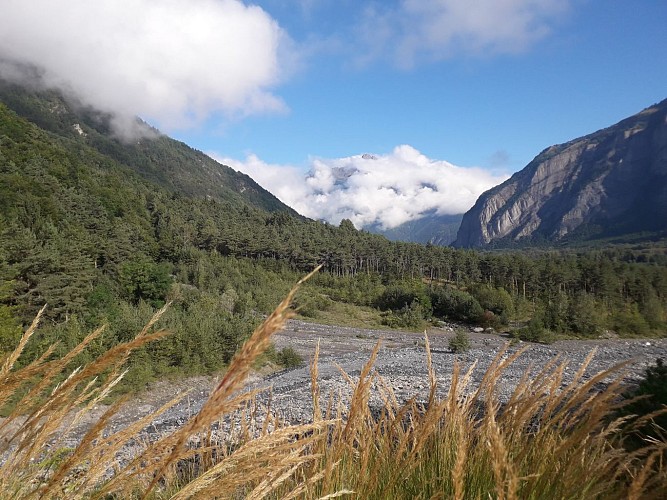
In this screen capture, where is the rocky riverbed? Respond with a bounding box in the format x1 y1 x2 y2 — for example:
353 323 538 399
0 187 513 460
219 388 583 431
79 319 667 447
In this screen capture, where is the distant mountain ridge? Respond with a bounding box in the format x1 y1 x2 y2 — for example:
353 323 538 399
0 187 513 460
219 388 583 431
454 98 667 248
368 213 463 245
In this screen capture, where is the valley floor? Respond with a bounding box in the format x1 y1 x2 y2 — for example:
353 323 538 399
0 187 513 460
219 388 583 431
60 320 667 459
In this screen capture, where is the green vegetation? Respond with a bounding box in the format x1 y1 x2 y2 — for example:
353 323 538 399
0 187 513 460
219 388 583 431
260 343 304 370
622 358 667 444
1 83 666 390
448 330 471 353
0 293 665 499
274 346 304 369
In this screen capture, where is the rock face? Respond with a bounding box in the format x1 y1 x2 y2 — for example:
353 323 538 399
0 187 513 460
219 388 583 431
454 99 667 248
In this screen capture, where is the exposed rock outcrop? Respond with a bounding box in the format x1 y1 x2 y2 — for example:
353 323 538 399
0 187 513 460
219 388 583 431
454 99 667 247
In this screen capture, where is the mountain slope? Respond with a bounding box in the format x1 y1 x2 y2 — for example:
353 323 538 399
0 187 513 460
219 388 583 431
454 99 667 248
367 213 463 245
0 79 297 215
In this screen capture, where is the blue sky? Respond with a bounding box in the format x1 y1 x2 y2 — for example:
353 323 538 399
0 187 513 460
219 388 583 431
1 0 666 228
177 0 667 172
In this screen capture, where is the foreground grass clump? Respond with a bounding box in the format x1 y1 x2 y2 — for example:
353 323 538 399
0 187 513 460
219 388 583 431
1 268 666 499
294 344 667 500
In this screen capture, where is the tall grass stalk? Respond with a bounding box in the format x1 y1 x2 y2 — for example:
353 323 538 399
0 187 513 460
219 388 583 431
0 266 665 498
282 345 665 500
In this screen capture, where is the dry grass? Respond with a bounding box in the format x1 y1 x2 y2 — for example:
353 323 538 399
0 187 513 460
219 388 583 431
1 266 666 499
277 341 667 500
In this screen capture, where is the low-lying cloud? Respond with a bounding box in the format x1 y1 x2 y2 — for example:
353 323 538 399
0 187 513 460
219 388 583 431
219 145 508 229
0 0 292 137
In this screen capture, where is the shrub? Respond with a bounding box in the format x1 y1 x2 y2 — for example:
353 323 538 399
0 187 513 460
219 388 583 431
514 315 556 344
430 286 483 323
294 290 333 318
479 310 502 329
0 303 22 355
448 330 471 353
471 285 514 321
381 302 425 329
276 346 303 368
375 281 432 314
622 358 667 443
566 291 605 337
612 304 651 336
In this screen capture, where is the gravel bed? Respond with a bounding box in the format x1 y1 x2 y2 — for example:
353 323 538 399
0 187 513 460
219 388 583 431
43 320 667 465
107 321 666 435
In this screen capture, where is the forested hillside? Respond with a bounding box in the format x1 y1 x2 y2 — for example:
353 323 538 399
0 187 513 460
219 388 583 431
1 85 666 390
0 80 297 214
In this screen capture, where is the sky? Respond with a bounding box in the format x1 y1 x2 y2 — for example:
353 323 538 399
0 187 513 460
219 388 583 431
0 0 666 229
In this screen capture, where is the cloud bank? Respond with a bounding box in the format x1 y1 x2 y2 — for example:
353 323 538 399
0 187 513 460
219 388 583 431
354 0 570 68
0 0 292 136
219 145 508 229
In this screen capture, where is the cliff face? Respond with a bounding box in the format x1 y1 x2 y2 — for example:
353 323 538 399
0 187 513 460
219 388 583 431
454 99 667 248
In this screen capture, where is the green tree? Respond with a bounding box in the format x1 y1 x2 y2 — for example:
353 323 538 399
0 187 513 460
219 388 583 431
431 287 483 323
612 304 650 336
119 260 172 307
448 330 471 353
567 292 605 337
639 290 665 330
0 281 22 354
543 291 569 333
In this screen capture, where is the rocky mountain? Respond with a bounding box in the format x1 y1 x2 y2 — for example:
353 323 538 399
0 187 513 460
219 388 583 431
0 79 297 215
454 98 667 248
367 213 463 245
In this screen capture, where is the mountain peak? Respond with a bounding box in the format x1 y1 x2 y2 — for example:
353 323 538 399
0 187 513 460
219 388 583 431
454 98 667 248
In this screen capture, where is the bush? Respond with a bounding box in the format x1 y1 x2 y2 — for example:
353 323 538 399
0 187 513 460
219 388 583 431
381 302 425 329
430 286 483 323
0 303 22 355
276 346 303 369
375 281 432 314
514 315 556 344
566 292 605 337
479 310 502 329
612 304 651 336
260 344 304 369
471 285 514 322
622 358 667 442
294 290 333 319
448 330 471 353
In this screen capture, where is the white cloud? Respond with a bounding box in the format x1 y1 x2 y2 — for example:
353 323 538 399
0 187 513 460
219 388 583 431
355 0 570 68
0 0 293 137
218 145 508 229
